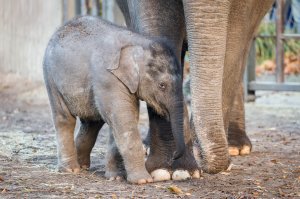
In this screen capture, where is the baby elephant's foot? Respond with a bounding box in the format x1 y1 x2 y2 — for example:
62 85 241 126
105 170 124 181
105 152 126 181
228 133 252 156
58 159 81 174
127 170 153 184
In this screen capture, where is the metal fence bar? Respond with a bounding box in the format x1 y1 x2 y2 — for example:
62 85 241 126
249 82 300 91
258 34 300 39
275 0 284 83
281 34 300 39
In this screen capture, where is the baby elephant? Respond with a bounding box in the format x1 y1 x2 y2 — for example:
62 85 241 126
43 16 185 184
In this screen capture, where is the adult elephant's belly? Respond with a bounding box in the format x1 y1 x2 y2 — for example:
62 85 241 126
61 86 102 121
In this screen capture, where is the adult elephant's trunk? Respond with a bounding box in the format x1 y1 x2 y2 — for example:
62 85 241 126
183 0 231 173
169 100 186 160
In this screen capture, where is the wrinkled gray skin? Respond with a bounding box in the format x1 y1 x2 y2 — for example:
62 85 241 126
116 0 274 174
115 0 199 181
43 16 186 184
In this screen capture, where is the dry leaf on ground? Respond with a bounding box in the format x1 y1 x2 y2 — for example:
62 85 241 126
168 185 183 195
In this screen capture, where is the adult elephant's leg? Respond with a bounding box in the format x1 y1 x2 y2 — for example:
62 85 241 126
127 0 185 54
146 105 199 181
115 0 131 27
183 0 231 173
183 0 273 173
223 0 273 156
126 0 198 181
228 83 252 156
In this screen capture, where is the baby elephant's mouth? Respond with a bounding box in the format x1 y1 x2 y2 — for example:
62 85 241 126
145 99 170 120
155 103 170 120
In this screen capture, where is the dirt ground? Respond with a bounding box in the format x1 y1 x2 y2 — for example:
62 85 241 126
0 73 300 199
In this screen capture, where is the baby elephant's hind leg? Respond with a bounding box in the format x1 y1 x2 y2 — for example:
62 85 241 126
105 129 125 181
50 100 79 173
54 115 80 173
75 119 104 169
44 73 80 173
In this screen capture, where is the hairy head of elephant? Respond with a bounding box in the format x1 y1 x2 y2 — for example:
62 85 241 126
108 40 186 160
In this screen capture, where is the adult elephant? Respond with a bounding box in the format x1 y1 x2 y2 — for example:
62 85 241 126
116 0 274 175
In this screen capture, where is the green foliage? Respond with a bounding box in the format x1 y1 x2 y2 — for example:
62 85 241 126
255 22 300 64
255 23 276 64
285 38 300 55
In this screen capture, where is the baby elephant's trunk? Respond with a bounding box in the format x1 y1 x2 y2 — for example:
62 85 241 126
169 100 186 160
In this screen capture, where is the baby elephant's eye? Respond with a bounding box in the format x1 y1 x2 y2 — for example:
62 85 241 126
158 82 166 90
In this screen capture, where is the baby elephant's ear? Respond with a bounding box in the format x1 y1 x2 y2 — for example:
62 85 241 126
107 45 143 93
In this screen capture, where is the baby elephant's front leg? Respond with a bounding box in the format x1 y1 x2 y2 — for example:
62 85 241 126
111 116 153 184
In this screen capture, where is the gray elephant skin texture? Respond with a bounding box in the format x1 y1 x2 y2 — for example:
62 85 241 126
116 0 274 174
43 16 185 184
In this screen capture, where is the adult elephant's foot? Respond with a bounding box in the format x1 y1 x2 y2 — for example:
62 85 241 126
57 159 81 174
171 149 200 180
228 131 252 156
150 169 171 181
227 84 251 156
77 154 90 170
146 149 200 182
150 169 200 182
172 169 200 180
